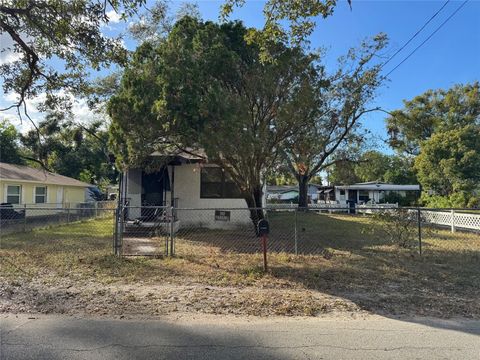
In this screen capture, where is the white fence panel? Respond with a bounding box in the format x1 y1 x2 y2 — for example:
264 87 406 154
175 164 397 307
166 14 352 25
422 210 480 231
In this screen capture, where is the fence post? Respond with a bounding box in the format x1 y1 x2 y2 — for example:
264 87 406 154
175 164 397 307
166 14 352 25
450 209 456 233
417 207 422 256
294 209 298 255
67 203 70 223
169 206 175 256
23 204 27 232
115 205 124 257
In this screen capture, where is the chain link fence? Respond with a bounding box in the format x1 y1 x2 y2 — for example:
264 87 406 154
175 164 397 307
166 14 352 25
115 206 479 259
0 201 116 235
2 203 478 260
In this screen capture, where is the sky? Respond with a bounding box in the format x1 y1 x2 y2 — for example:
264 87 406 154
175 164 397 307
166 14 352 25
1 0 479 153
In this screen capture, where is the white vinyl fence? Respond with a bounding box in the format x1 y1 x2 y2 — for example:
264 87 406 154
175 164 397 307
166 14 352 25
422 210 480 232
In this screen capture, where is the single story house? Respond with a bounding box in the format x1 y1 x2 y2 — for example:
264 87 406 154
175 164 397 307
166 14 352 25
266 185 298 201
334 181 421 205
266 184 322 204
121 151 261 228
0 162 90 211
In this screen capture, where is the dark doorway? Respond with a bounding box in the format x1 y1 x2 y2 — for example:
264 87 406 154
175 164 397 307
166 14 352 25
141 167 170 215
348 190 357 203
347 189 357 214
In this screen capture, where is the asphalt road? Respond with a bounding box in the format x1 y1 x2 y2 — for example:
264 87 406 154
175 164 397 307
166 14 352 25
1 314 479 359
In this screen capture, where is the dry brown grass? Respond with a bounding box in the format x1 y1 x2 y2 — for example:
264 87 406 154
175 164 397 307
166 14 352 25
1 214 479 318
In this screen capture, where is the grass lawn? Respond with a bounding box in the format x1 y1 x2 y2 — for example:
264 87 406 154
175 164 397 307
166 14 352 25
1 213 479 318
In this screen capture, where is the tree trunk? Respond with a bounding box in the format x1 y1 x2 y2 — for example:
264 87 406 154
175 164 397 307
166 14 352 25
244 186 265 235
298 175 310 209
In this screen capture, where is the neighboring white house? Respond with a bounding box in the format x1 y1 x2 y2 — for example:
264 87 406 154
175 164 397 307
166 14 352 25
334 181 421 205
266 184 322 203
266 186 298 201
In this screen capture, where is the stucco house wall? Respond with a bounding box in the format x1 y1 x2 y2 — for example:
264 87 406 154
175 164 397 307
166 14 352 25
125 163 253 227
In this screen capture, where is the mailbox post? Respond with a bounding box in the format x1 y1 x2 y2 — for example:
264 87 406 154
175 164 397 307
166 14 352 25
258 219 270 272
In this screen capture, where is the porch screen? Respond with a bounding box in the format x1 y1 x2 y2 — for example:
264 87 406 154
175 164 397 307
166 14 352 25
200 168 242 199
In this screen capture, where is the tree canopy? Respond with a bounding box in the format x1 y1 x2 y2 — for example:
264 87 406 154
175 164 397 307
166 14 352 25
0 0 144 119
0 119 24 164
221 0 351 61
326 151 417 185
414 125 480 199
20 117 117 186
280 33 388 206
109 17 319 222
386 82 480 155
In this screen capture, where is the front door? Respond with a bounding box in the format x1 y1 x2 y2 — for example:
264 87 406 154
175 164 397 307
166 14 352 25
141 168 169 216
348 189 357 203
56 187 64 208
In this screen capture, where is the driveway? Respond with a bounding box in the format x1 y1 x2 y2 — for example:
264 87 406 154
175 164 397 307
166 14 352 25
1 314 479 359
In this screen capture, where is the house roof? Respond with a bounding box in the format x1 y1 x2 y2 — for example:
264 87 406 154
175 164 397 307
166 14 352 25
266 185 298 194
150 148 205 161
0 162 91 188
335 182 420 191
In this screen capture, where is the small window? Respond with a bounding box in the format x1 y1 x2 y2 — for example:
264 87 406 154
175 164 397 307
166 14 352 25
200 168 242 199
339 189 345 195
35 186 47 204
359 190 369 202
6 185 21 204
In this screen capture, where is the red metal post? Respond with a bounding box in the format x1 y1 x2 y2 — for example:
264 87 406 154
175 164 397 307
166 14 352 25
261 234 268 272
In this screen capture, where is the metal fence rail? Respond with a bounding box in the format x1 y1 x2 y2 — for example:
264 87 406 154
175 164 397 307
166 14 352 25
114 206 479 258
2 204 478 260
0 203 115 235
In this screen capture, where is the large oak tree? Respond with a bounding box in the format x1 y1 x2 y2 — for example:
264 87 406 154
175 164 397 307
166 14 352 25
108 17 317 224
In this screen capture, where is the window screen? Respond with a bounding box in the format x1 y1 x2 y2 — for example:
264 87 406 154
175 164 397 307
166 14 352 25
200 168 242 199
35 186 47 204
6 185 21 204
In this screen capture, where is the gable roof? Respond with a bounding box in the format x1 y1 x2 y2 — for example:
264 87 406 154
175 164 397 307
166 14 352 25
0 162 91 188
267 185 298 194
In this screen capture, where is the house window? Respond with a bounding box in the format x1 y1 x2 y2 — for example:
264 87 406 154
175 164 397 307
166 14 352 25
200 168 242 199
359 190 369 202
35 186 47 204
339 189 346 200
6 185 21 204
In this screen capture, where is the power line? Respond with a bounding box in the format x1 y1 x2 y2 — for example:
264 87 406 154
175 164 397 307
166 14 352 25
382 0 450 69
385 0 469 77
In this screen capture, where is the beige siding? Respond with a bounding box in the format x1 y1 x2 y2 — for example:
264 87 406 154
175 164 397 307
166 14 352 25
0 180 86 208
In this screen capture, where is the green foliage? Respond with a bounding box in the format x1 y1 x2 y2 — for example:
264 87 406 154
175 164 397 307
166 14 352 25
386 82 480 155
327 151 417 186
0 119 24 164
414 125 480 197
21 118 117 185
0 0 144 115
326 160 359 185
382 191 418 207
420 192 480 209
281 33 388 206
109 17 318 210
386 83 480 208
368 209 421 248
221 0 346 61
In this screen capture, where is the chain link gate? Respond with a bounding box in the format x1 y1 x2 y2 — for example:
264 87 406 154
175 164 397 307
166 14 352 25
115 206 177 257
